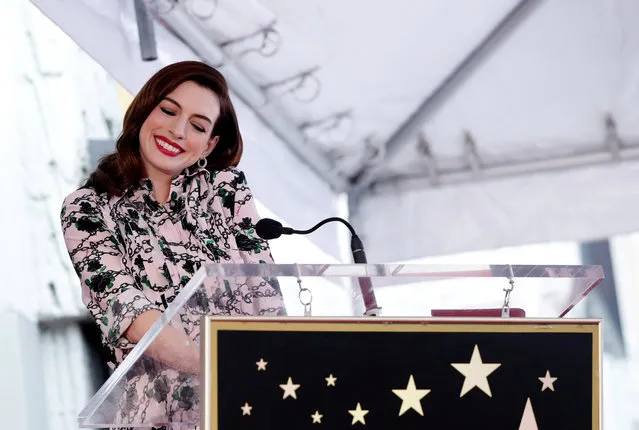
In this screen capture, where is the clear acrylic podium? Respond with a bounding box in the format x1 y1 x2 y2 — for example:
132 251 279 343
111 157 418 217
77 263 604 429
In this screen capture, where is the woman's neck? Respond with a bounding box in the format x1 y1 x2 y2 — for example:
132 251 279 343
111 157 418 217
147 172 173 206
152 181 171 205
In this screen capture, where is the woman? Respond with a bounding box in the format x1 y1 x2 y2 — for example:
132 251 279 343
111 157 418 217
60 61 286 428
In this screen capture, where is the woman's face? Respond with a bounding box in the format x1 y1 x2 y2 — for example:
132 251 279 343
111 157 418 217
139 80 220 182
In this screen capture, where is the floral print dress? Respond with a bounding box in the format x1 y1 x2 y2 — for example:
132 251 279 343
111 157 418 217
60 167 286 429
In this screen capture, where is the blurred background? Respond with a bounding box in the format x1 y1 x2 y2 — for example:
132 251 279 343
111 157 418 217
1 0 638 428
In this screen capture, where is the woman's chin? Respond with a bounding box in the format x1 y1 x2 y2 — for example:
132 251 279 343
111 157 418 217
146 161 188 179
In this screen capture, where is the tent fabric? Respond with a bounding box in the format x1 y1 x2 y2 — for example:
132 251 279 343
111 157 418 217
29 0 639 261
354 159 639 262
351 0 639 260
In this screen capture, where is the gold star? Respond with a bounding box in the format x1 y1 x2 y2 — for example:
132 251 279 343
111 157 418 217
325 374 337 386
311 410 323 423
279 377 300 399
256 358 268 371
451 344 501 397
538 370 558 392
240 402 252 416
348 402 369 425
392 374 431 416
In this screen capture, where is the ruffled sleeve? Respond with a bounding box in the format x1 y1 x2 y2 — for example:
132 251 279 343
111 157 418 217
213 168 287 316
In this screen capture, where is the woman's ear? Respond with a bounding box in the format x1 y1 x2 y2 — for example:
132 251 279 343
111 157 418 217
203 135 220 157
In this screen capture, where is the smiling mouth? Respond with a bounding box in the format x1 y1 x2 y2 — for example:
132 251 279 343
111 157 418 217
154 136 184 156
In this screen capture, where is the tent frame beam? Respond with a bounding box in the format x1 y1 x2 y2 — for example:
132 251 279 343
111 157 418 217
364 140 639 196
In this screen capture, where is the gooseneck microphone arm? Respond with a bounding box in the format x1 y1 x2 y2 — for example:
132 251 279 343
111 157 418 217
255 217 381 316
290 217 356 236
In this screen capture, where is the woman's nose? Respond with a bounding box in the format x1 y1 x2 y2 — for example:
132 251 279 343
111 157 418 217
169 117 188 139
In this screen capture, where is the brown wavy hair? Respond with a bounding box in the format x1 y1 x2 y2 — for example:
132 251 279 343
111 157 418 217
85 61 243 197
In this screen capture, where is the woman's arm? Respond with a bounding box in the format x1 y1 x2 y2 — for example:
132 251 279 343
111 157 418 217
217 168 287 316
124 310 200 374
61 190 199 373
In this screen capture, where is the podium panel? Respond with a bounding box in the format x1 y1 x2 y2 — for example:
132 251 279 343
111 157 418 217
202 317 601 429
76 263 604 429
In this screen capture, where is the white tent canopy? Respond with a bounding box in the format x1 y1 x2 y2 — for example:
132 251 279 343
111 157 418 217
31 0 639 262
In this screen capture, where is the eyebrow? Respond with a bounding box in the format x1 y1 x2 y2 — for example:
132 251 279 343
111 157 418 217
164 97 213 124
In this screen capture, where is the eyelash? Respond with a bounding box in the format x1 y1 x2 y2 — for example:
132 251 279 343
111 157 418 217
160 107 206 133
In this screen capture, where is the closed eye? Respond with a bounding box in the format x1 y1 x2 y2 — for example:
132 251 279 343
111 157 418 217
192 123 206 133
160 107 175 116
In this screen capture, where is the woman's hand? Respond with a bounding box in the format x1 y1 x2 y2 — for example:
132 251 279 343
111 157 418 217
125 310 201 374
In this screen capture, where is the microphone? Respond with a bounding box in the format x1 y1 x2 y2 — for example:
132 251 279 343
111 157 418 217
254 218 293 239
255 217 381 316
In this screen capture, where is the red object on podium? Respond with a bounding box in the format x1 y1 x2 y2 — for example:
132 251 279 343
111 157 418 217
431 308 526 317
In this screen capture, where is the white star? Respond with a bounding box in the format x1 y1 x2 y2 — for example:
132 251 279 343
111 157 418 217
392 374 431 416
451 344 501 397
538 370 558 392
348 402 369 425
240 402 252 416
256 358 268 371
311 410 323 423
325 374 337 386
279 377 301 399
